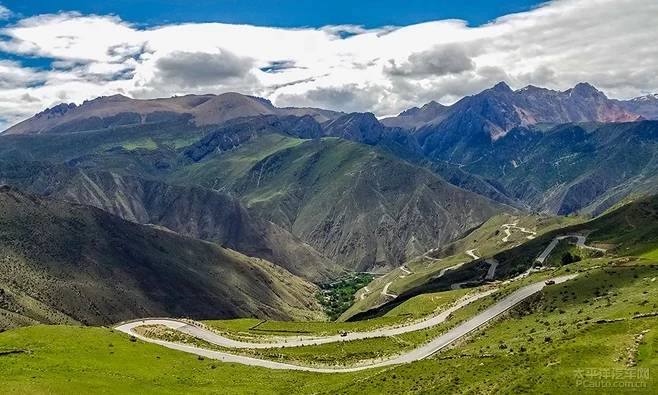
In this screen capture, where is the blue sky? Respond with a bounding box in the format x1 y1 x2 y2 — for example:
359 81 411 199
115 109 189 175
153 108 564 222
2 1 540 28
0 0 656 129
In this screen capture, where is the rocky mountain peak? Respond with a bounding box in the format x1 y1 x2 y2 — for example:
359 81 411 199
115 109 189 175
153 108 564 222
323 112 384 144
35 102 77 118
569 82 606 98
490 81 513 93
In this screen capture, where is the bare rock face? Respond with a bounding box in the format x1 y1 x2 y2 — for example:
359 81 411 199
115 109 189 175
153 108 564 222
322 112 386 145
381 101 450 129
227 138 509 272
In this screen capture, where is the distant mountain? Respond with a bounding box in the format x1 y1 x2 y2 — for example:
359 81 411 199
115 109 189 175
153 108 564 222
384 82 641 161
617 94 658 120
379 84 658 216
0 186 324 327
381 101 450 129
322 112 387 144
3 92 342 135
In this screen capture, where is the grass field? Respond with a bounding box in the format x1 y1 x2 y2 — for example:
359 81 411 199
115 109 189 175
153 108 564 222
2 256 656 393
0 325 362 394
209 257 657 368
642 247 658 261
169 133 306 190
203 288 472 341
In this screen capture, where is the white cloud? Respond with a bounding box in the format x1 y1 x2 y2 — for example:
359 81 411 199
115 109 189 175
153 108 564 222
0 0 657 128
0 4 12 20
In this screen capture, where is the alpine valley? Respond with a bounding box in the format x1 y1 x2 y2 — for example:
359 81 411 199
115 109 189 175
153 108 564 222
2 81 658 394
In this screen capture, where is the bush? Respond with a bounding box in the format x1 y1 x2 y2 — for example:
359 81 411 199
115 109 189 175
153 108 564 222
560 252 581 265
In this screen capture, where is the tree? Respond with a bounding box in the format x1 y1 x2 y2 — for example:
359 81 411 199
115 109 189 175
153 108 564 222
561 252 575 265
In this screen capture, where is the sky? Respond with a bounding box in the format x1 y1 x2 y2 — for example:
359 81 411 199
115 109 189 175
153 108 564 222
0 0 657 128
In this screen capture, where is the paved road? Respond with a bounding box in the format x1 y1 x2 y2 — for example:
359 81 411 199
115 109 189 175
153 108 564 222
118 290 495 350
375 265 415 300
438 261 467 276
485 258 499 280
115 275 576 372
535 235 606 264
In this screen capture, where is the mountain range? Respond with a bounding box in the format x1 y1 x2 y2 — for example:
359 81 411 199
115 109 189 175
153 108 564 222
1 81 657 325
3 93 341 135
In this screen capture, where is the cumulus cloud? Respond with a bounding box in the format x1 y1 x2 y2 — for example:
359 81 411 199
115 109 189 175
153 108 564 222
0 0 657 128
153 50 253 88
385 44 476 78
276 84 383 113
0 60 45 89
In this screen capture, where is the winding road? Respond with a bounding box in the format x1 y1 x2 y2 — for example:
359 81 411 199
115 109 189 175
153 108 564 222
535 234 606 264
501 223 537 243
379 265 415 299
115 275 576 372
381 282 397 298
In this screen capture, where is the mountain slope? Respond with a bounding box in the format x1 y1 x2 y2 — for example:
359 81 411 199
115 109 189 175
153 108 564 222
0 161 338 282
389 82 640 135
0 186 324 327
415 82 642 161
457 121 658 215
381 101 450 129
176 136 511 272
348 192 658 322
617 94 658 120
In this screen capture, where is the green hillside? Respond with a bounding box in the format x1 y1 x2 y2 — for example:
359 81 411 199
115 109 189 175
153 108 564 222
489 194 658 278
173 136 509 272
341 194 658 323
0 160 338 282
